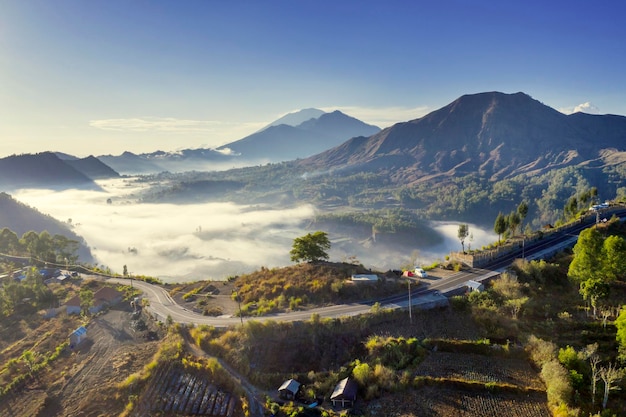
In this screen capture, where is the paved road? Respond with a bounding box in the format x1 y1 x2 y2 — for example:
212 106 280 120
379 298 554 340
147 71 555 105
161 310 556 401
108 268 482 328
108 209 626 327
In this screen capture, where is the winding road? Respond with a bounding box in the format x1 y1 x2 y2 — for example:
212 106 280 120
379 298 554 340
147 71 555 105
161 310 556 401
108 207 626 328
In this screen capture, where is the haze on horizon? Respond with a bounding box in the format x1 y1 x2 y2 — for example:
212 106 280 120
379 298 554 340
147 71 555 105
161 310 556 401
1 1 625 158
12 179 496 282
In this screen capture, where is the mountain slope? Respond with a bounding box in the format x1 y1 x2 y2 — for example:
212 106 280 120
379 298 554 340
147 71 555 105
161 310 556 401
63 155 120 180
0 192 94 262
299 92 626 182
218 110 380 161
0 152 99 190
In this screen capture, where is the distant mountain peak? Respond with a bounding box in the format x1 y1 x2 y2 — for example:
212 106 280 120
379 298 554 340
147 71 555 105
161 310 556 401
259 108 326 131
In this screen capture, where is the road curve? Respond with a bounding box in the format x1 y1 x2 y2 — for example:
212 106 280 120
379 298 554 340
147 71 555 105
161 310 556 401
108 212 624 328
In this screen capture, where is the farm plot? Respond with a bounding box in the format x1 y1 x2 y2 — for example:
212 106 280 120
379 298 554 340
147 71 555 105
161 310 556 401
133 365 239 416
415 352 545 390
367 386 551 417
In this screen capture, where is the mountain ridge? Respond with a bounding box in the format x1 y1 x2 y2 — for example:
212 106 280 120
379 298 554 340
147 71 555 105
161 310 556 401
298 92 626 183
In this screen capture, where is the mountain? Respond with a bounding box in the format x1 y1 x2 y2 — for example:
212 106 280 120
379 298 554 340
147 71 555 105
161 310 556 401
259 108 325 131
61 155 120 180
299 92 626 183
218 110 381 161
97 149 240 175
0 152 100 191
0 192 94 262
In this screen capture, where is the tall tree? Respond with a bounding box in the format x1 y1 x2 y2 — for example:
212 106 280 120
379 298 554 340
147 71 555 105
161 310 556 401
508 211 521 236
0 228 20 254
603 235 626 281
600 363 623 409
290 231 331 263
494 212 507 245
457 224 469 253
583 343 601 405
517 201 529 233
568 228 604 283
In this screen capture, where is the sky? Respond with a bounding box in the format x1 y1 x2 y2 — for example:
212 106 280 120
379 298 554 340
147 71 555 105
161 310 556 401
2 0 626 158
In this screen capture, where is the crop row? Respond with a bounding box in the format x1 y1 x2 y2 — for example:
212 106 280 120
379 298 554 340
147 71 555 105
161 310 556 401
415 352 544 390
368 386 550 417
134 365 236 416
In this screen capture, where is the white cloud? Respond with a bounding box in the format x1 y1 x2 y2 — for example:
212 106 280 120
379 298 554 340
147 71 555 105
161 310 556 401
89 117 223 133
320 105 431 128
559 102 600 115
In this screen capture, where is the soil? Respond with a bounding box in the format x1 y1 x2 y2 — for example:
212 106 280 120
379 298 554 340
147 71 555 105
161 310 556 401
0 305 163 417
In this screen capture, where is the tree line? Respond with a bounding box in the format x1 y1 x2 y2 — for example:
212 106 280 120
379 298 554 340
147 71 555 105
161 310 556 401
0 227 79 265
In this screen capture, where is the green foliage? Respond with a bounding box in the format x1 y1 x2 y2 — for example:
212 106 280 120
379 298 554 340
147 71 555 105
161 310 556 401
568 228 604 283
615 308 626 358
494 212 507 244
290 231 331 263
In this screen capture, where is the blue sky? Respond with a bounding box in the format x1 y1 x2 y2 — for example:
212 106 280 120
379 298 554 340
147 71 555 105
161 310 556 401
2 0 625 157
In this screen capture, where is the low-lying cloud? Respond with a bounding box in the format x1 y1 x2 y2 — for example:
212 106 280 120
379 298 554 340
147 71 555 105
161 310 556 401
559 102 601 115
13 179 497 282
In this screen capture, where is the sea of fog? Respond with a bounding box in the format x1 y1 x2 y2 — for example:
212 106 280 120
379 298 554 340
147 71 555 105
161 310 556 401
13 178 496 282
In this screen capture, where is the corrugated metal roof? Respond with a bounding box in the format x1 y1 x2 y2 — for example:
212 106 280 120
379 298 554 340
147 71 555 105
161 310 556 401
278 378 301 394
71 326 87 337
330 377 357 400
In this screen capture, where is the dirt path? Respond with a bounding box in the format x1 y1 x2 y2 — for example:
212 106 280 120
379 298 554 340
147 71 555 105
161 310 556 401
43 308 159 417
184 335 266 417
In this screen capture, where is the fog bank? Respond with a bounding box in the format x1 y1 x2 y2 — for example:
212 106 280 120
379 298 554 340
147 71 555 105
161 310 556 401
13 179 497 282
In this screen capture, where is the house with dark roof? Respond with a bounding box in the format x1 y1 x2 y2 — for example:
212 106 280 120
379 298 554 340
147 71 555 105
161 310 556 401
65 286 123 315
278 378 301 400
330 377 357 408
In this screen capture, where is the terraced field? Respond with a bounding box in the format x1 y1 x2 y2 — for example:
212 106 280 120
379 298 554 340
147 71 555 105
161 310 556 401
415 351 545 390
368 386 551 417
132 364 239 416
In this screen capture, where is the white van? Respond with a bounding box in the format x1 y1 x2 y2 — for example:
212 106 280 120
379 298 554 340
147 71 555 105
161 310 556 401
414 267 428 278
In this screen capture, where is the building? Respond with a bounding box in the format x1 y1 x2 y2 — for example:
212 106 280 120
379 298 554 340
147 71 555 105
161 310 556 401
466 280 485 292
64 295 82 315
350 274 379 283
278 378 301 400
64 286 123 315
69 326 87 348
330 377 357 408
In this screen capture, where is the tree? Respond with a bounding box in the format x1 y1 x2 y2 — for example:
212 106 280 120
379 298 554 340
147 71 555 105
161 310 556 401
123 265 128 277
290 231 331 263
568 228 604 283
602 235 626 281
457 224 469 253
579 278 609 318
0 228 20 254
508 211 520 237
517 201 529 233
20 350 37 374
600 362 623 409
615 308 626 359
79 288 94 315
582 343 601 405
494 212 507 245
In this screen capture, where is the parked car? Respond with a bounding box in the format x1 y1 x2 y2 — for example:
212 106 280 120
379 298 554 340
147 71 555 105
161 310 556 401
414 267 428 278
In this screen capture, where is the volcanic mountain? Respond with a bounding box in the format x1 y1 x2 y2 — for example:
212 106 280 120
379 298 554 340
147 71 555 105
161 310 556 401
218 110 381 161
299 92 626 183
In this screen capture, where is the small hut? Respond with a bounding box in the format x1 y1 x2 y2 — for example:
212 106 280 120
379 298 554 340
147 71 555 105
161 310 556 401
330 377 357 408
466 280 485 292
278 378 301 400
69 326 87 348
